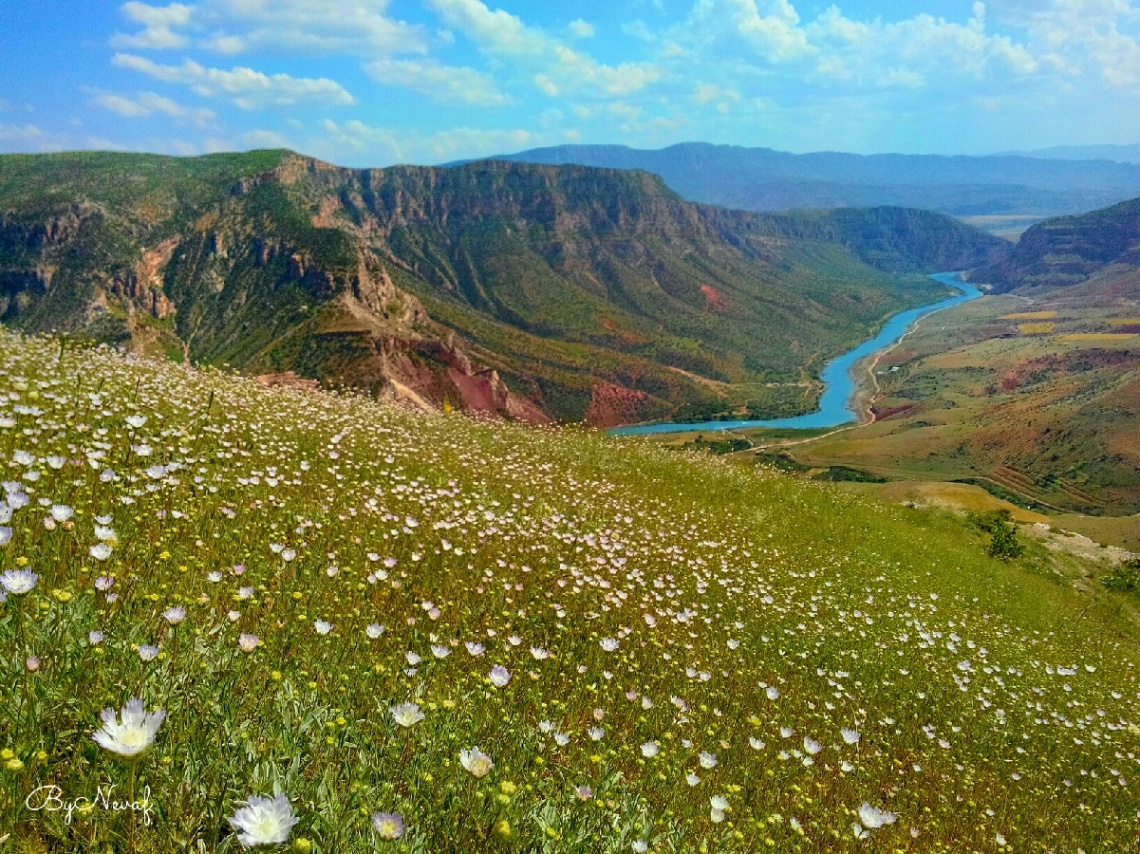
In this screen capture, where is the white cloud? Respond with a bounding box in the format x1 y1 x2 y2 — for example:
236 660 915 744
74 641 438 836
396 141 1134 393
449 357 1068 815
813 5 870 44
97 94 151 117
111 0 427 56
878 67 925 88
112 53 354 108
203 137 235 153
426 0 662 98
0 123 69 153
731 0 815 60
537 108 564 128
535 75 561 96
551 45 664 96
318 118 539 164
112 2 192 49
205 0 426 55
366 59 509 105
244 129 294 149
94 90 216 124
424 0 547 56
204 34 246 54
996 0 1140 87
693 83 740 103
0 123 47 143
569 19 596 38
608 101 645 119
121 1 191 27
685 0 815 61
675 0 1041 92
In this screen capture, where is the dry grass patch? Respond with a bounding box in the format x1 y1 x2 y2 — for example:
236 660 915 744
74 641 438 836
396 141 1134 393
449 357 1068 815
1002 310 1057 321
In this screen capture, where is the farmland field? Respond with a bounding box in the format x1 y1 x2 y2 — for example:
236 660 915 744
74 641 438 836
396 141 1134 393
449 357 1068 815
779 269 1140 521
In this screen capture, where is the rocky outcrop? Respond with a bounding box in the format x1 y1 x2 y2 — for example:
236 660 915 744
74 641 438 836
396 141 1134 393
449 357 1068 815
584 381 660 428
256 371 322 391
379 337 550 424
106 237 181 319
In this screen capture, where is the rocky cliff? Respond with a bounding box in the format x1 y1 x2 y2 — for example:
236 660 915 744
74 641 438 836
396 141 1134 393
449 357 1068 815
0 150 1006 425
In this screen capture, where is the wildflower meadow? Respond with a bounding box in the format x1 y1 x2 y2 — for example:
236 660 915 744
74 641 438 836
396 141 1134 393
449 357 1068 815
0 331 1136 852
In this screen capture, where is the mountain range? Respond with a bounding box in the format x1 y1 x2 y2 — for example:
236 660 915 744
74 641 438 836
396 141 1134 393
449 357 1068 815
471 142 1140 218
1008 143 1140 165
0 149 1006 426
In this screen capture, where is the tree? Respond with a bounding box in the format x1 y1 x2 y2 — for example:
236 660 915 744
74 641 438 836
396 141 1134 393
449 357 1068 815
967 509 1024 561
987 517 1024 561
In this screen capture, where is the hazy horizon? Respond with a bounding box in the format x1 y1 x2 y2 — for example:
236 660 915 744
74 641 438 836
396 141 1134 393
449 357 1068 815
3 1 1140 167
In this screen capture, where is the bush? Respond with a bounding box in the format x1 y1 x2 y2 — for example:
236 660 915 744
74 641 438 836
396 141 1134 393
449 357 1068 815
1103 558 1140 593
967 509 1024 561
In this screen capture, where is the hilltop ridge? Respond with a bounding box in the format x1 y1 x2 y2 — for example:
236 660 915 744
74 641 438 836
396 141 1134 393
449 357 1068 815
972 196 1140 291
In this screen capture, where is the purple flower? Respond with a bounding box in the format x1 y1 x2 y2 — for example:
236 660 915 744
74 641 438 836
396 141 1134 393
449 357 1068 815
372 812 405 840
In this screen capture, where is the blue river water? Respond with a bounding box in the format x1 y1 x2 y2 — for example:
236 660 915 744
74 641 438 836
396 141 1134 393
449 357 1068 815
610 272 982 436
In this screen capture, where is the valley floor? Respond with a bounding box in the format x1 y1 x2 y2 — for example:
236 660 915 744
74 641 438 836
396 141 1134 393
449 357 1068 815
637 269 1140 552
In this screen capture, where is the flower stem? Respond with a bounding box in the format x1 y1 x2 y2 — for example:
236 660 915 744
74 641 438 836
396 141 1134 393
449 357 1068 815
14 600 28 741
127 760 138 842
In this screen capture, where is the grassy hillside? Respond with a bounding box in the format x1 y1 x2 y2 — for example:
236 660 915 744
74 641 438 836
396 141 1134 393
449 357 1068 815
0 150 287 212
0 150 1002 425
0 331 1137 852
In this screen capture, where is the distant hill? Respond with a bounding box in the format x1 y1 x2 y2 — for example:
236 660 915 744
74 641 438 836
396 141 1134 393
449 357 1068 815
471 142 1140 217
0 149 1005 425
972 196 1140 291
1009 143 1140 165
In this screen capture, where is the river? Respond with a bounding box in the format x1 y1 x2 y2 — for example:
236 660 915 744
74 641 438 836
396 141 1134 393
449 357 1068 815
610 272 982 436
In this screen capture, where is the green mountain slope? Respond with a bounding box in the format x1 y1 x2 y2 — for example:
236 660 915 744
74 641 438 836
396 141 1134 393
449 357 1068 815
1 331 1137 852
0 150 1005 425
973 196 1140 291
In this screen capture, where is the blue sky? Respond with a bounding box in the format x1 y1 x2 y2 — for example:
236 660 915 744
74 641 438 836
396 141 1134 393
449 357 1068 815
2 0 1139 165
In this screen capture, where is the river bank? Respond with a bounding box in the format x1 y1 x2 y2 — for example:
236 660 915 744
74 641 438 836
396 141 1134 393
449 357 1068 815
612 272 981 437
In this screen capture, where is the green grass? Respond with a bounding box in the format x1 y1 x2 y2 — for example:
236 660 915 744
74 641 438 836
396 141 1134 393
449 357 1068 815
0 150 287 212
0 331 1138 853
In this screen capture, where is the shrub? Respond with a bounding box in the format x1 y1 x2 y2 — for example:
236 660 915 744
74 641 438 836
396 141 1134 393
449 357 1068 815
1103 558 1140 593
967 509 1024 561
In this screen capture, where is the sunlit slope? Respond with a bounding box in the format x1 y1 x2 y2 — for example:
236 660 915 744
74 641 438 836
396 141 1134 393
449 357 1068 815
0 331 1137 852
0 150 1002 424
975 195 1140 291
792 268 1140 515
